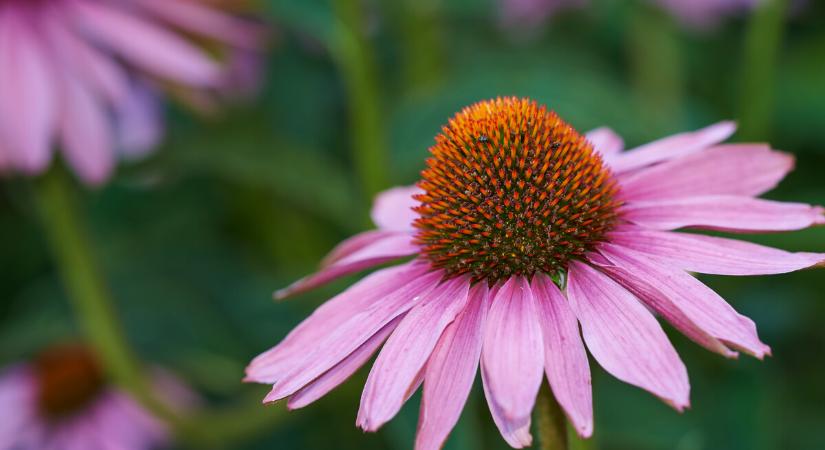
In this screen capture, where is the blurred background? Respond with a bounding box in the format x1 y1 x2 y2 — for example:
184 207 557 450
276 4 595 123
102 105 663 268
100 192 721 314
2 0 825 449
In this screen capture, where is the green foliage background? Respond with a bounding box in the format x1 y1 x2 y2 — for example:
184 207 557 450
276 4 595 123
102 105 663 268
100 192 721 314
2 0 824 449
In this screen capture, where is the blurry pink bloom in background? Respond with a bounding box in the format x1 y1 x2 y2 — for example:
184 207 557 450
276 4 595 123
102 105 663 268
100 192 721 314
498 0 588 27
0 0 265 186
0 344 192 450
246 97 824 449
654 0 760 28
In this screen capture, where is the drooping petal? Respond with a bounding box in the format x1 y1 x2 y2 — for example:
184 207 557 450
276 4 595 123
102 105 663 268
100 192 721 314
0 8 55 173
618 144 794 201
263 269 444 402
531 274 593 438
69 0 221 86
622 195 825 232
595 244 770 358
481 277 544 448
114 81 164 160
274 233 419 299
610 121 735 173
371 185 422 232
287 316 401 410
566 261 690 410
415 284 489 450
246 262 429 384
609 227 825 275
320 230 401 268
358 276 471 431
586 127 624 158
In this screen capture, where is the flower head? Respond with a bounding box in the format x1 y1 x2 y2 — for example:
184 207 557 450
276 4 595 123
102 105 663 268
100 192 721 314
0 344 191 450
0 0 265 185
246 97 824 449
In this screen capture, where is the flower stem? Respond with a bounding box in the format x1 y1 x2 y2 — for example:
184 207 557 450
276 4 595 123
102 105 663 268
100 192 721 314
536 385 569 450
331 0 387 201
737 0 788 141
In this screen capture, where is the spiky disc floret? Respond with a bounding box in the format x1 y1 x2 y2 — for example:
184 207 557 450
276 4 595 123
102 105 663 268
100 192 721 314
414 97 620 282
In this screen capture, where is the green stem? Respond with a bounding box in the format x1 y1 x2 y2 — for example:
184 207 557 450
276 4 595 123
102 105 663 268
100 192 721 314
737 0 788 141
331 0 387 201
536 386 569 450
390 0 443 92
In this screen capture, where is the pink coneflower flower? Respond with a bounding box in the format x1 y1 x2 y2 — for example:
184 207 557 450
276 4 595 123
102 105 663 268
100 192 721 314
0 0 263 185
0 344 189 450
246 97 824 448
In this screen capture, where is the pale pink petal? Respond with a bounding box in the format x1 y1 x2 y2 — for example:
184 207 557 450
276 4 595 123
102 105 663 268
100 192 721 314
0 8 55 173
114 80 164 160
274 234 419 299
531 274 593 438
567 261 690 410
586 127 624 158
415 284 489 450
481 277 544 448
609 227 825 275
610 121 735 173
287 316 400 410
246 262 430 384
70 0 221 86
320 230 401 268
133 0 264 49
618 144 794 201
371 185 422 232
622 195 825 232
596 244 771 358
358 276 471 431
58 73 115 186
263 270 444 401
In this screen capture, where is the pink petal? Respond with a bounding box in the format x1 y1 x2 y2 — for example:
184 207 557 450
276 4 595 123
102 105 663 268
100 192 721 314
57 73 115 186
246 262 430 384
622 195 825 232
0 7 55 174
415 284 489 450
531 274 593 438
586 127 624 158
371 185 422 232
320 230 400 268
618 144 794 201
69 0 221 86
114 80 164 160
610 121 735 173
567 261 690 410
609 227 825 275
358 276 471 431
263 269 444 402
481 276 544 448
596 244 771 358
274 233 419 299
133 0 265 49
287 316 401 410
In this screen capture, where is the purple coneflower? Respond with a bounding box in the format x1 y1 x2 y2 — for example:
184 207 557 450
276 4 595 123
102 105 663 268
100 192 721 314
0 344 189 450
246 97 824 449
0 0 263 185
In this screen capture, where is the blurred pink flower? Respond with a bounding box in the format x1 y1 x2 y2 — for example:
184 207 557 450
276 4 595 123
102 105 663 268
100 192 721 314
498 0 588 28
654 0 760 28
0 0 264 186
246 97 825 449
0 344 192 450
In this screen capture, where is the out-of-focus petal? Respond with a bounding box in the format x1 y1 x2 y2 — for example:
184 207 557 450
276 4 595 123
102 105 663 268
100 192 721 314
622 195 825 232
567 261 690 410
481 277 544 448
70 0 221 86
608 227 825 275
596 244 771 358
586 127 624 159
415 284 489 450
358 276 471 431
114 81 164 160
618 144 794 201
274 234 419 300
371 185 422 232
531 274 593 438
610 122 735 173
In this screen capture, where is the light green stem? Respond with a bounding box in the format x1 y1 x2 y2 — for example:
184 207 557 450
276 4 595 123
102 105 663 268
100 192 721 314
331 0 387 201
737 0 788 141
536 386 569 450
392 0 443 92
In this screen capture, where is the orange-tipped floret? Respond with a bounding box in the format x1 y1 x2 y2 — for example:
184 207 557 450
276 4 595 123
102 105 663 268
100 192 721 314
414 97 620 282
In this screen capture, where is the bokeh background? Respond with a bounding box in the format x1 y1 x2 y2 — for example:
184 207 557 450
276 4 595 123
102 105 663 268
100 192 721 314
2 0 825 449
